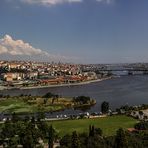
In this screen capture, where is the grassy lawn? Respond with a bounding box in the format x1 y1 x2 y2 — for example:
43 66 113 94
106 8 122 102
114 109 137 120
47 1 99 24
49 115 138 137
0 98 64 113
0 97 95 113
0 99 31 113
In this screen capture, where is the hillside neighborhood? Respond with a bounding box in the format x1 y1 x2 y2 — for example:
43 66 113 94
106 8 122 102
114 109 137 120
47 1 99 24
0 61 107 89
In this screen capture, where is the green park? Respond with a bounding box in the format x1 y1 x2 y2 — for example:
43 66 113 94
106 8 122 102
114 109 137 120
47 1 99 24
49 115 138 136
0 93 96 113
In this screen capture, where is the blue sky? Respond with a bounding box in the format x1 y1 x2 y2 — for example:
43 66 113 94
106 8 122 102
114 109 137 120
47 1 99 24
0 0 148 64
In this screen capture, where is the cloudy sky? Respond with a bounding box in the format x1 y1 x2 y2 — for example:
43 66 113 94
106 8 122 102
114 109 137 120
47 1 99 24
0 0 148 63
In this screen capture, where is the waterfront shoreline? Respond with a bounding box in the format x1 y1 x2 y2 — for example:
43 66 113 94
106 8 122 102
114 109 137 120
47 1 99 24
0 77 112 91
20 77 112 90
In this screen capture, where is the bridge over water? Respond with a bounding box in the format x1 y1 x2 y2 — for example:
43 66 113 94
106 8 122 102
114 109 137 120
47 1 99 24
95 68 148 75
97 68 148 72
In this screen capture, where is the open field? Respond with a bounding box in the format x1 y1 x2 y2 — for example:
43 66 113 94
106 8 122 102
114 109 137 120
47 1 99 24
0 98 33 113
49 115 138 137
0 98 68 113
0 96 95 113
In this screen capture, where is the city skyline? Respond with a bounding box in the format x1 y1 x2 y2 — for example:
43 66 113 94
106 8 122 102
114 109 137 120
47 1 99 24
0 0 148 64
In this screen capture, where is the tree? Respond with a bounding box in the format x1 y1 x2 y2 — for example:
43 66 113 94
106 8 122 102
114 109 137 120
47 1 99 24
37 112 45 121
89 125 102 137
71 131 80 148
114 128 128 148
89 125 95 137
134 121 148 130
73 96 90 105
101 101 109 114
48 125 56 148
60 134 71 148
20 121 41 148
11 112 20 123
44 98 48 104
87 134 105 148
20 130 35 148
38 121 49 137
24 115 30 122
8 136 19 148
43 92 55 98
79 133 88 148
1 120 15 139
95 128 103 136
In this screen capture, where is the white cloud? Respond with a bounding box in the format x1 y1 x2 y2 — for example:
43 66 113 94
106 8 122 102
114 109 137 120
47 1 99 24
96 0 113 4
0 35 48 56
7 0 114 7
0 34 77 62
21 0 83 6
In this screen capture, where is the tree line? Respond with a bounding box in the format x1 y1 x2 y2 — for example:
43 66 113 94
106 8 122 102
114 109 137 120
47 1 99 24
0 113 148 148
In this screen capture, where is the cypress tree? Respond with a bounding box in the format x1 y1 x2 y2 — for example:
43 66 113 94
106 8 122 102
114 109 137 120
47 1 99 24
89 125 96 137
48 125 55 148
114 128 128 148
71 131 80 148
101 101 109 114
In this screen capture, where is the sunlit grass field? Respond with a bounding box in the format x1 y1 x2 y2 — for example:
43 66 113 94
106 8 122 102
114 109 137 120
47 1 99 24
0 96 95 113
0 98 64 113
49 115 138 136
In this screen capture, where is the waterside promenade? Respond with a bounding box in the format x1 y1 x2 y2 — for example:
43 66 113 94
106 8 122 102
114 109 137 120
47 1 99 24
0 77 112 91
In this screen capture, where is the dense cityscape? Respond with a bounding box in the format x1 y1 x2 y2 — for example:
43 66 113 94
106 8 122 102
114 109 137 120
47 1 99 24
1 60 148 90
0 60 111 90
